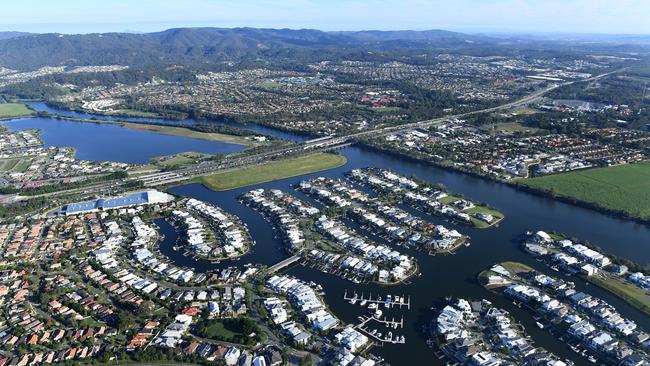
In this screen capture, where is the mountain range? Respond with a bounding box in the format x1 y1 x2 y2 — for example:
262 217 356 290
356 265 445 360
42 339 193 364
0 27 647 70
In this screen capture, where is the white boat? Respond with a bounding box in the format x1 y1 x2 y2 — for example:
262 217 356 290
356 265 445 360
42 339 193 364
360 300 367 306
588 356 597 363
373 309 383 318
368 303 378 310
536 321 544 329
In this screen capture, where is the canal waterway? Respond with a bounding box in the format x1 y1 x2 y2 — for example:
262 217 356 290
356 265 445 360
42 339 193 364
7 104 650 365
167 146 650 366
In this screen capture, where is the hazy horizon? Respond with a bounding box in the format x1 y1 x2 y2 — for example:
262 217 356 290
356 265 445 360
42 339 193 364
2 24 650 38
2 0 649 36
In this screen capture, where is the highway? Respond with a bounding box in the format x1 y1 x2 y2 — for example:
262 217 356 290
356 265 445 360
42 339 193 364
18 68 623 202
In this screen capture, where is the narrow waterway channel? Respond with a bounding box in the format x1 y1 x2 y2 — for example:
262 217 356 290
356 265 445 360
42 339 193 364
167 146 650 366
12 103 650 365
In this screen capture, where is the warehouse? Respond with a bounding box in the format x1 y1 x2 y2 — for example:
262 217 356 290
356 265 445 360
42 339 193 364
61 190 173 215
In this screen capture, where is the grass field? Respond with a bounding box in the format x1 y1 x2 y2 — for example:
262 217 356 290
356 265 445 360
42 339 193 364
521 162 650 221
0 157 33 173
198 318 263 346
0 103 35 118
500 261 535 274
152 152 212 168
587 273 650 316
113 109 161 118
202 320 239 340
196 153 347 191
489 122 543 135
0 159 18 172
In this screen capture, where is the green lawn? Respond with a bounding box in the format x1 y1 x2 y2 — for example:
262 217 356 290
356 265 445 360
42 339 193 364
152 152 211 168
197 318 264 346
0 159 19 172
196 153 347 191
465 205 505 228
439 194 505 228
586 273 650 316
521 162 650 221
202 320 239 339
0 157 33 173
12 159 32 173
490 122 543 135
0 103 35 118
500 261 535 275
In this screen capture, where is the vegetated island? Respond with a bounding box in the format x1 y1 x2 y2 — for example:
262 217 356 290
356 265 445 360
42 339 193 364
48 113 260 147
193 152 347 191
121 122 255 146
519 161 650 222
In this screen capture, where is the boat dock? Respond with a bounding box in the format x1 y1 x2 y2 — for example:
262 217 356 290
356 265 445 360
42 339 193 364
344 289 411 310
355 315 406 344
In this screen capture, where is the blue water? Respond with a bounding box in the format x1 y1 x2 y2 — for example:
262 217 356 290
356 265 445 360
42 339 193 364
1 117 245 164
168 146 650 366
26 101 309 142
10 102 650 365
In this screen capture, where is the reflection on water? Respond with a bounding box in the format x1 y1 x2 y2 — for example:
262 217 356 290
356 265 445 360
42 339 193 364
26 101 309 142
1 117 245 164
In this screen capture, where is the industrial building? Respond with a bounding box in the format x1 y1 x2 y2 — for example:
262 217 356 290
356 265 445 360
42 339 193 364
61 190 173 215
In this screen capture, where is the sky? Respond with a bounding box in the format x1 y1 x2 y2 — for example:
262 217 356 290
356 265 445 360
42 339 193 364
1 0 649 35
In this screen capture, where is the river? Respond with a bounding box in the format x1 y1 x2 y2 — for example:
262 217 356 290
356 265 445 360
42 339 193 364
25 101 309 142
167 146 650 366
11 103 650 365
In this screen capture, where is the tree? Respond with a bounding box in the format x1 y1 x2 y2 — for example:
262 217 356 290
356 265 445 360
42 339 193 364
116 309 136 330
300 354 313 366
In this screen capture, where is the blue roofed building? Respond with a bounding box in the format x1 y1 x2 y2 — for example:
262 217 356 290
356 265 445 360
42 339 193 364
62 190 173 215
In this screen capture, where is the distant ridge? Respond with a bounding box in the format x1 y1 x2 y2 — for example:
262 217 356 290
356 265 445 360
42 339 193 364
0 27 646 70
0 31 29 40
0 27 492 70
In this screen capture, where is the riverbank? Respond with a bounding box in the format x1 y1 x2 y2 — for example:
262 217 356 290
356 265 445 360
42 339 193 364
519 162 650 222
586 273 650 316
193 153 348 191
357 140 650 226
519 231 650 316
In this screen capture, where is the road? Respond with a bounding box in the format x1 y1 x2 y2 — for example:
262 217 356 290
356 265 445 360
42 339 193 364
16 68 623 202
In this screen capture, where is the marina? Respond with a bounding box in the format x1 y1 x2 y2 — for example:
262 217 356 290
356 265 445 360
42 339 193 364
168 144 650 366
354 315 406 345
344 289 411 310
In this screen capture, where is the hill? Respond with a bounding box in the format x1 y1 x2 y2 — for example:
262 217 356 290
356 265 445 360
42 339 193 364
0 27 494 70
0 32 29 40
